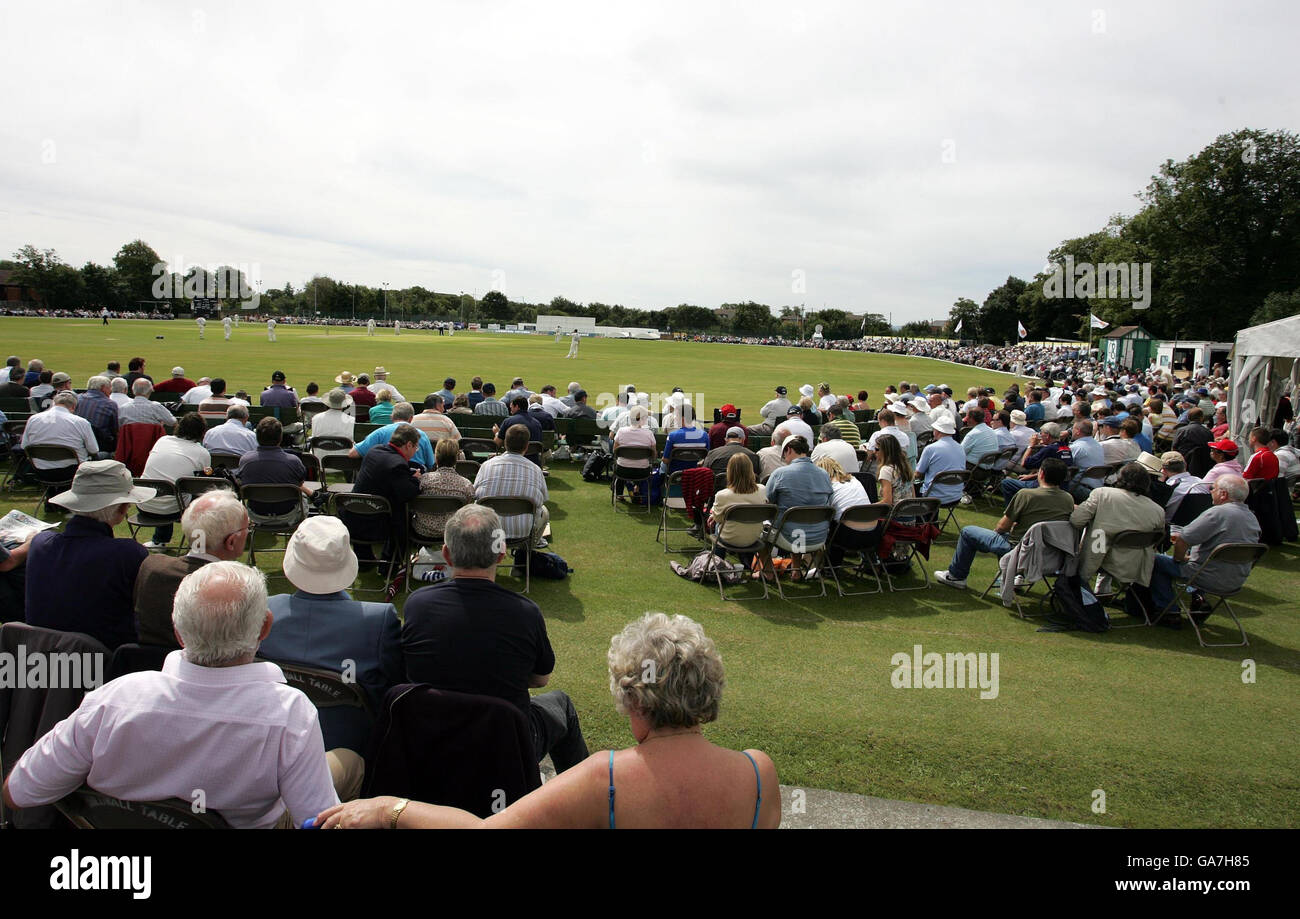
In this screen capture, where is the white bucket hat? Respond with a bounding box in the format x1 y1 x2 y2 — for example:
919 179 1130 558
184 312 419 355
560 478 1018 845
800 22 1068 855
932 415 957 435
49 460 155 513
282 516 359 595
799 384 815 399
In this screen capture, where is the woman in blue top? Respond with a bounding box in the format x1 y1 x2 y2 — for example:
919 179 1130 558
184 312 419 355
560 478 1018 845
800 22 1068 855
316 612 780 829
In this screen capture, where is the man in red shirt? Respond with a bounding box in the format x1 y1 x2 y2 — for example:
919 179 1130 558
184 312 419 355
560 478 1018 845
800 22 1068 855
708 404 745 448
154 366 196 394
1242 426 1280 480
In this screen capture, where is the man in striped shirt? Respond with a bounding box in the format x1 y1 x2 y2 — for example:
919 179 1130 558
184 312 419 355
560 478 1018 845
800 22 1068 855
411 393 462 442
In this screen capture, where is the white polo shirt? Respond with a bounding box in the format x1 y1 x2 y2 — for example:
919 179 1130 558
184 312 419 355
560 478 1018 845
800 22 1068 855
19 405 100 468
6 651 339 829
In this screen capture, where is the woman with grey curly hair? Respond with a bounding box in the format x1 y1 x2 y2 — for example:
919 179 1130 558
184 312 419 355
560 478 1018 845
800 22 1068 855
314 612 779 829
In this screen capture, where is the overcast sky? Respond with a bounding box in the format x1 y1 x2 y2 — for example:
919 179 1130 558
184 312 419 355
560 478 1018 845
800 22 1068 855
2 1 1296 321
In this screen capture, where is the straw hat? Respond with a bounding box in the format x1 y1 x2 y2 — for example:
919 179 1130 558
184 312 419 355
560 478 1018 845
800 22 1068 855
335 371 356 385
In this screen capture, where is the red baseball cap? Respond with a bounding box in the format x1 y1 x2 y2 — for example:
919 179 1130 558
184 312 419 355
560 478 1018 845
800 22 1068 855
1207 439 1238 455
721 403 737 416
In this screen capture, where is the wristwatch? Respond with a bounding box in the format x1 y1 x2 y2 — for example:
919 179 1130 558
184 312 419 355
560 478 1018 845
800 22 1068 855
389 798 410 829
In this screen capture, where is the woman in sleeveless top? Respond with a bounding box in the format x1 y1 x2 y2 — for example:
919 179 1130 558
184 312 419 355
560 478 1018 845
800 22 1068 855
315 612 780 829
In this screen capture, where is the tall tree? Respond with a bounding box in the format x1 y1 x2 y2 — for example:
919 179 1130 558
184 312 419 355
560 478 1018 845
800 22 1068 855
112 239 163 304
978 277 1028 343
947 297 980 340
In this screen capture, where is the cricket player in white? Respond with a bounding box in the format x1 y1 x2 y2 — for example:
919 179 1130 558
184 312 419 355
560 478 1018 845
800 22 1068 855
223 315 232 340
267 318 277 341
555 328 562 343
566 330 580 358
196 316 206 339
367 319 376 336
394 320 401 336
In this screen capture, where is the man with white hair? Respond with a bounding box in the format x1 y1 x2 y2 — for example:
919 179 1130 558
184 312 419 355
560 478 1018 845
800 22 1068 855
1145 474 1260 625
811 424 860 474
75 375 119 454
119 378 179 429
4 561 344 828
204 404 258 455
756 423 792 482
181 376 214 405
559 382 582 411
108 376 132 409
133 490 249 647
368 367 405 403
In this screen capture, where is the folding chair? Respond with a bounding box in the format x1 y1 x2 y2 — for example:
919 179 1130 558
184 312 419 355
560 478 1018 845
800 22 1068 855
332 492 399 589
22 445 80 515
1091 528 1167 628
209 452 241 472
322 454 360 495
276 661 376 720
708 502 778 601
405 494 469 593
826 504 890 596
879 497 941 591
54 787 230 829
460 438 499 462
1068 464 1115 501
915 430 934 451
1149 542 1267 648
455 459 481 480
126 478 182 548
475 495 538 593
610 445 655 511
967 450 1004 504
240 483 308 569
922 470 969 542
656 468 708 553
766 505 839 599
307 435 354 459
981 523 1082 619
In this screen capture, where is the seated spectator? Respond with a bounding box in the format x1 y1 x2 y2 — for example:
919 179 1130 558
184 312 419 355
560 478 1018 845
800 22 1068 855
262 517 403 757
709 452 772 575
473 382 509 416
915 415 965 504
960 406 999 469
447 393 473 415
259 370 299 409
24 461 153 649
137 413 212 547
0 365 29 398
401 504 587 772
181 376 214 405
4 561 345 828
368 367 404 404
299 381 326 409
1099 416 1139 464
1203 439 1244 486
566 388 597 420
197 378 245 420
475 425 550 549
237 417 310 515
755 423 791 483
1065 419 1107 498
414 438 476 539
119 378 178 430
704 424 760 478
466 376 485 410
813 455 878 566
874 433 915 506
204 404 258 455
124 356 153 389
1159 451 1210 524
367 389 394 425
1211 405 1229 439
1172 407 1212 458
435 378 458 407
708 404 742 449
75 376 119 454
349 374 377 412
1069 462 1167 589
660 404 710 475
310 388 356 447
824 401 861 447
764 435 832 575
350 403 435 470
318 611 777 828
1242 426 1280 480
412 393 463 443
153 366 196 395
527 394 556 431
1146 475 1260 623
537 385 566 418
935 457 1074 589
108 376 131 409
810 424 859 476
133 490 248 647
22 358 43 388
19 391 100 468
344 423 423 558
613 405 659 494
1269 429 1299 481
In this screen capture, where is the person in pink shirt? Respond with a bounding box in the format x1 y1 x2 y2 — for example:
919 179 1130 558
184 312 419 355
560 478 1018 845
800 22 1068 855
1202 439 1244 486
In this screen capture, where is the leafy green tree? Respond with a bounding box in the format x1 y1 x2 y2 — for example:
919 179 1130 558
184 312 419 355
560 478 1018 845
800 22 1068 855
978 277 1028 343
730 301 775 335
112 239 162 304
666 304 715 331
899 319 934 337
947 297 980 340
1250 287 1300 325
80 262 128 310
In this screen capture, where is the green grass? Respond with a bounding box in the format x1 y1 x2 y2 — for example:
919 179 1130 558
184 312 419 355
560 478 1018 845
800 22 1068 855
4 317 1299 827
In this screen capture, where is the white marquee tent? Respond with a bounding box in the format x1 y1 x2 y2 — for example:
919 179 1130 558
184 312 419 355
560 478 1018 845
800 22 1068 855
1229 314 1300 447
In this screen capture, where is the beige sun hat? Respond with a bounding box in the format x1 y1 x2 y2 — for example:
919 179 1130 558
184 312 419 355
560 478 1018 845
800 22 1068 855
1134 452 1163 475
49 460 156 513
282 516 360 595
335 371 356 385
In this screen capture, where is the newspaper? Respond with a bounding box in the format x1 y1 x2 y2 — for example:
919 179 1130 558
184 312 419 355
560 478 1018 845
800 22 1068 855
0 509 57 548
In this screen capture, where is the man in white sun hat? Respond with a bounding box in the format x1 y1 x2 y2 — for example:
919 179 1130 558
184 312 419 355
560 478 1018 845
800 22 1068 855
260 516 401 799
